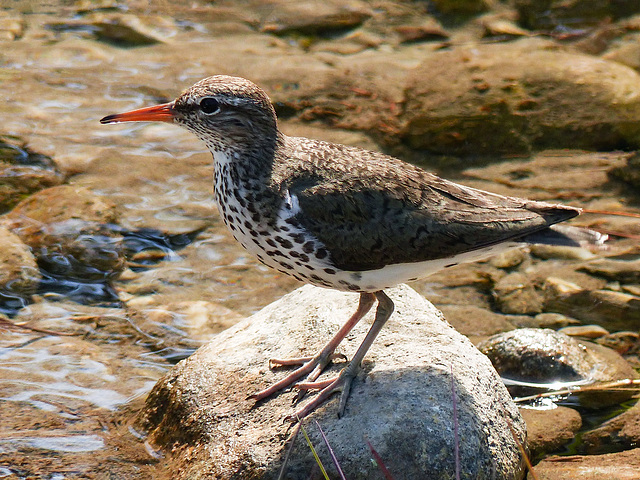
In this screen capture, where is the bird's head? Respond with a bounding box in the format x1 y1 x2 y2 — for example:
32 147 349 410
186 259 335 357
101 75 280 155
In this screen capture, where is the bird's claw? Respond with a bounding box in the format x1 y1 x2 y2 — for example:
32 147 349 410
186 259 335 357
285 369 357 421
249 350 344 402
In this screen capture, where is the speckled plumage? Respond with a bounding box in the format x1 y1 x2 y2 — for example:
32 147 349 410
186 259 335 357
167 75 582 293
101 75 602 419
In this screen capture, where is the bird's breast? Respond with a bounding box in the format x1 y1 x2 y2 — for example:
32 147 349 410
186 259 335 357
212 169 369 291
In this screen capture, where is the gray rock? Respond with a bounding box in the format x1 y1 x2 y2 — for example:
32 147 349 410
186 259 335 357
136 285 526 480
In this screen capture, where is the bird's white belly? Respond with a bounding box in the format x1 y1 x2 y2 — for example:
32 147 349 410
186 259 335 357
342 241 520 292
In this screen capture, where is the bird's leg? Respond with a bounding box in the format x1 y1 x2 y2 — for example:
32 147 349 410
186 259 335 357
249 292 376 402
290 290 394 420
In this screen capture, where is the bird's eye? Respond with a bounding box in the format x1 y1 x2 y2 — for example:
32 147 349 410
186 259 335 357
199 97 220 115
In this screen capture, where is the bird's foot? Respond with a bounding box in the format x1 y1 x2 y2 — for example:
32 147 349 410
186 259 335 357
286 366 359 421
268 352 347 369
249 351 346 402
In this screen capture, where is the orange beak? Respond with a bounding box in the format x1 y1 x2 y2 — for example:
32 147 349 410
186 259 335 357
100 102 175 124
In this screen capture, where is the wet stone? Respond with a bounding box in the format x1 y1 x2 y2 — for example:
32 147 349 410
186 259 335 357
493 272 543 315
0 225 40 310
489 248 528 269
0 14 25 40
0 136 64 213
511 312 580 329
543 277 640 332
558 324 610 339
260 0 372 36
530 448 640 480
402 40 640 155
48 13 171 46
33 219 126 282
579 258 640 284
437 304 515 338
596 331 640 357
529 245 596 261
2 185 124 283
520 406 582 459
481 17 531 39
581 399 640 454
124 298 244 357
609 152 640 189
514 0 640 30
431 0 489 14
394 19 449 44
478 328 638 407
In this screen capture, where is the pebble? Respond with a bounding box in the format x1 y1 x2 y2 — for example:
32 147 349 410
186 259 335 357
559 324 610 339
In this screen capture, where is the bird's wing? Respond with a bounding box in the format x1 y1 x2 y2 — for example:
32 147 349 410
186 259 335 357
281 140 578 272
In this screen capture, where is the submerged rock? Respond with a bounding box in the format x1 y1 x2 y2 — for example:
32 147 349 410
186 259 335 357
136 285 527 480
582 399 640 454
543 276 640 333
0 136 64 213
260 1 372 36
2 186 125 282
514 0 640 30
609 149 640 189
579 258 640 284
0 225 40 308
493 272 544 315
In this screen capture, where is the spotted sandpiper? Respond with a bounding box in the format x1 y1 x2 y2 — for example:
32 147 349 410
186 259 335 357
101 75 605 419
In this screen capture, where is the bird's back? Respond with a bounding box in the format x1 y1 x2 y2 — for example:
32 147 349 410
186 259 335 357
273 136 579 272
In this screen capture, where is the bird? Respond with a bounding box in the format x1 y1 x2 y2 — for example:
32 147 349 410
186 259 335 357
101 75 605 420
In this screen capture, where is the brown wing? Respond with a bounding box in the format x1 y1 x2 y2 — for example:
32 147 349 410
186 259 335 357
280 139 578 272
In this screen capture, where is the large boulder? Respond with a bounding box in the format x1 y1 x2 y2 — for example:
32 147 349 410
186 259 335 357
401 39 640 155
136 284 526 479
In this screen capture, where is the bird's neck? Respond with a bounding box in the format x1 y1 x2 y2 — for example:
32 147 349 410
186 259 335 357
211 132 285 226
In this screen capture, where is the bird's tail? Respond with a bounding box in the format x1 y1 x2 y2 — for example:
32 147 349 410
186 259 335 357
521 224 608 248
